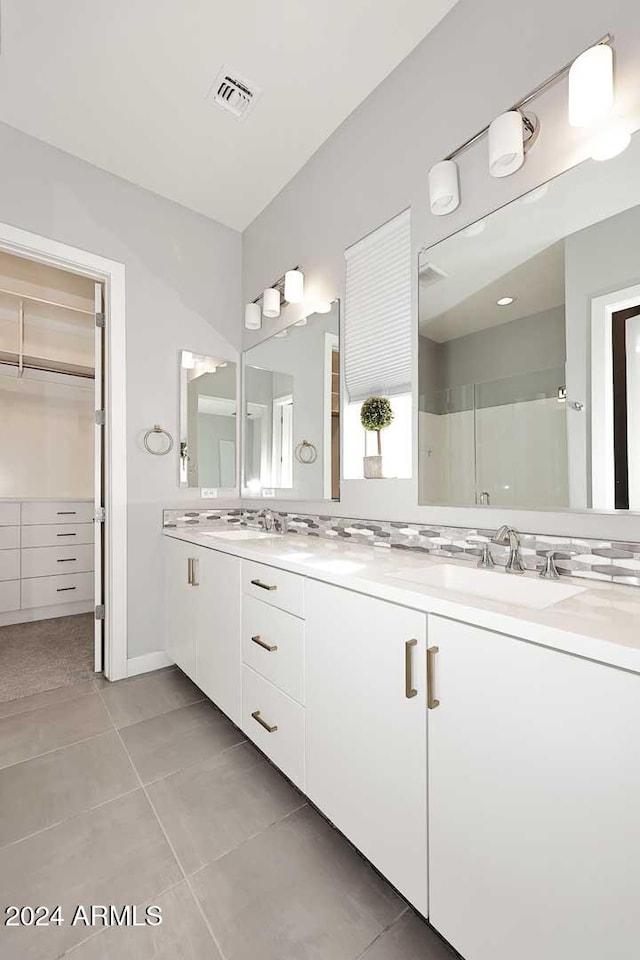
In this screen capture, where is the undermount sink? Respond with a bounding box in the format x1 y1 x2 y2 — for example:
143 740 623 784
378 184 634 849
389 563 585 610
201 528 275 541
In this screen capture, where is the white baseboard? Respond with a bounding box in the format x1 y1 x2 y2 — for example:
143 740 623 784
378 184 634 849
126 651 173 678
0 600 93 628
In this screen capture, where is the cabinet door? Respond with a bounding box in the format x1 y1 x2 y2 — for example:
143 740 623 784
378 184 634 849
164 537 198 680
305 580 427 914
428 615 640 960
195 548 241 725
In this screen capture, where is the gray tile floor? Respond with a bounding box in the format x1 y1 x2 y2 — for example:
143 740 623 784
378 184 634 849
0 666 457 960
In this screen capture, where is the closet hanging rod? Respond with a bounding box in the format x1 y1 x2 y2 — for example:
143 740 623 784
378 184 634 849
0 286 94 316
0 352 95 380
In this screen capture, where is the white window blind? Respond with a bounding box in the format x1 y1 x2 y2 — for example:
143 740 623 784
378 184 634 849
344 208 411 403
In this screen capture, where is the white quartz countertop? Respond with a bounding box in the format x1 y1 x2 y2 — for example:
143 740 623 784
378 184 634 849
163 527 640 675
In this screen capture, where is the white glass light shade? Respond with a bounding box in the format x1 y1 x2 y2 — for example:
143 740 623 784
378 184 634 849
589 125 631 161
244 302 261 330
428 160 460 216
314 300 332 314
489 112 524 178
262 287 281 318
284 269 304 304
180 350 195 369
568 44 614 128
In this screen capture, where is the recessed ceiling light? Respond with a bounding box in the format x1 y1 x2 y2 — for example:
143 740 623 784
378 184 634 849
497 296 515 306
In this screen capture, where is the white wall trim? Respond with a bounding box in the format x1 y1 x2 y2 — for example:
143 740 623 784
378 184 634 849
0 220 128 681
127 651 173 677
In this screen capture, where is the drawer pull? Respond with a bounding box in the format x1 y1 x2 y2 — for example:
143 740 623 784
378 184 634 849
57 586 77 592
251 634 278 652
251 710 278 733
427 646 440 710
57 533 77 537
191 558 200 586
57 558 77 563
405 638 418 699
57 511 77 515
250 578 277 592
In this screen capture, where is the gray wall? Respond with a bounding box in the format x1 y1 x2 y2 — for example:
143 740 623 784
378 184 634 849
0 122 242 660
241 0 640 540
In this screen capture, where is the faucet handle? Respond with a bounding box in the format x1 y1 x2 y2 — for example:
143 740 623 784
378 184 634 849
539 550 561 580
476 542 495 569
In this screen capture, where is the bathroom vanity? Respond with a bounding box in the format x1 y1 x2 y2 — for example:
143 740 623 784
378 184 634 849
162 525 640 960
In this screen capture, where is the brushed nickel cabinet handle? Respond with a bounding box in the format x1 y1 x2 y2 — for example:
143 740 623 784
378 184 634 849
251 710 278 733
191 558 199 586
251 634 278 652
405 638 418 699
427 645 440 709
250 578 277 591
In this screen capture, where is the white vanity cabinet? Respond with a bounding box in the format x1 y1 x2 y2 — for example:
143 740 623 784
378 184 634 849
427 615 640 960
305 579 428 915
164 537 241 724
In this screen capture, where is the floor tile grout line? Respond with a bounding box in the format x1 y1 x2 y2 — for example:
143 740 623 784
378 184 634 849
353 905 410 960
0 724 116 774
94 682 231 960
109 694 207 731
141 734 249 788
0 687 99 725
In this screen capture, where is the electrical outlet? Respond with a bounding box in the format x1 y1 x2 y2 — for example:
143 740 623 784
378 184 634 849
201 488 218 499
262 488 276 498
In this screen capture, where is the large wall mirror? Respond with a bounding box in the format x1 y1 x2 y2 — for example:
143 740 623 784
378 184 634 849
179 352 238 489
418 130 640 512
242 301 340 500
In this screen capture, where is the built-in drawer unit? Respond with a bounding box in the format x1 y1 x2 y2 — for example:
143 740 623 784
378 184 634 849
242 560 304 617
21 501 94 525
0 526 20 550
0 579 20 612
21 571 94 609
0 549 20 582
21 523 94 549
0 502 20 526
242 595 304 703
241 664 305 790
21 544 94 579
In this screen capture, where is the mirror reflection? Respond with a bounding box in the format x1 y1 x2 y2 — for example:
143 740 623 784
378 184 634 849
418 131 640 511
179 352 237 489
242 301 340 500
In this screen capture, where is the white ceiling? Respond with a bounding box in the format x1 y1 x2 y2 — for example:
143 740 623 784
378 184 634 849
0 0 458 231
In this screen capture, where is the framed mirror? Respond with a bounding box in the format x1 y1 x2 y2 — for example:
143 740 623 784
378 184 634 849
179 351 238 490
242 301 340 500
418 130 640 512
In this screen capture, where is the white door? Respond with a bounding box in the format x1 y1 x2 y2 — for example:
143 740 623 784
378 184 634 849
428 615 640 960
93 282 104 672
305 580 428 914
163 537 198 680
195 548 241 724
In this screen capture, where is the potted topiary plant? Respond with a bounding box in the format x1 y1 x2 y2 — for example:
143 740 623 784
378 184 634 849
360 396 393 478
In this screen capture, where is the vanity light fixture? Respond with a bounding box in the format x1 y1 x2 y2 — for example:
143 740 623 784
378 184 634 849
568 43 614 128
284 269 305 304
244 302 262 330
274 329 288 338
294 317 308 326
488 111 537 178
428 160 460 216
497 296 515 306
589 123 631 161
181 350 195 369
263 287 281 319
314 300 333 314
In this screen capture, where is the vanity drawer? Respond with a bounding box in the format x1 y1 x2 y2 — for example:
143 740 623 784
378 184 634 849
242 560 304 618
0 549 20 582
21 501 94 525
21 544 94 579
0 580 19 613
0 527 19 550
0 503 20 526
21 572 94 609
242 596 304 703
242 665 305 790
21 523 94 548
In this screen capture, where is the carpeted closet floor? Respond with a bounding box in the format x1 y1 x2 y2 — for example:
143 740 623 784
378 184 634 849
0 613 95 703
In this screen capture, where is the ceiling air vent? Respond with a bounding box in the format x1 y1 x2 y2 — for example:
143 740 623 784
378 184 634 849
419 261 449 288
207 66 261 120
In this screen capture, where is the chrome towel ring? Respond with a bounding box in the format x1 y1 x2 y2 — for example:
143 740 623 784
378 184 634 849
143 425 174 456
295 440 317 464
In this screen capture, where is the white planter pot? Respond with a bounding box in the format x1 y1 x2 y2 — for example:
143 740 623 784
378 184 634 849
363 455 383 479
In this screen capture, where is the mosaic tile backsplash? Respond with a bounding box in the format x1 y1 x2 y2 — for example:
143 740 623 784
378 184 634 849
162 508 640 588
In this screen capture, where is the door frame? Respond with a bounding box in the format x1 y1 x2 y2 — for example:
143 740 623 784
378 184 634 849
0 220 128 681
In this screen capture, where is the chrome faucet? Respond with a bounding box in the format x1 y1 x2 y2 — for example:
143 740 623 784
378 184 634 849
539 550 560 580
493 524 525 574
261 510 274 533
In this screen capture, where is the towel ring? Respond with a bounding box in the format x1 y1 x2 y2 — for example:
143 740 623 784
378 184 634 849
143 425 174 456
295 440 317 464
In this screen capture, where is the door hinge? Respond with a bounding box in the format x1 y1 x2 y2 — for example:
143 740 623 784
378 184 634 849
95 604 105 620
94 507 106 523
95 410 106 426
95 312 106 328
